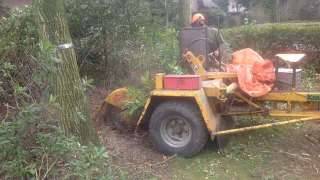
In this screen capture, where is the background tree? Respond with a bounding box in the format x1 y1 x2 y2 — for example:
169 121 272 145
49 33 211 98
148 0 179 27
0 0 8 16
33 0 98 145
179 0 191 27
300 0 320 20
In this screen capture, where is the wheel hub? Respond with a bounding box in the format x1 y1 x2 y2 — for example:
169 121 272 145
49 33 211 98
160 116 192 148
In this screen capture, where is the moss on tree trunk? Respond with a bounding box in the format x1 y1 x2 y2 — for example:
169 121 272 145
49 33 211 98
34 0 99 145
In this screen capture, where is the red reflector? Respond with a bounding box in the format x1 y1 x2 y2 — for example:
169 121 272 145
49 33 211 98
163 75 201 90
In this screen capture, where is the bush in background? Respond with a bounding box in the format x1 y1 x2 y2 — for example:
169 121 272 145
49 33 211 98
65 0 181 88
223 23 320 72
0 0 181 108
122 27 182 117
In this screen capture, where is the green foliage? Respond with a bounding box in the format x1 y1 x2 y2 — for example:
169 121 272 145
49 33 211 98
126 72 154 118
117 27 182 87
147 0 179 27
64 0 152 86
0 103 122 179
301 64 318 90
138 28 182 74
0 4 123 179
299 0 320 20
0 0 182 107
238 0 276 10
223 22 320 55
1 0 179 179
0 0 181 175
0 6 39 106
126 87 148 118
261 0 278 22
216 0 230 13
124 27 183 118
63 0 181 87
205 8 227 27
237 0 320 23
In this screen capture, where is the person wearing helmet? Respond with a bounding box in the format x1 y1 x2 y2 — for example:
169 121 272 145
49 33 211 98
191 13 206 27
191 13 229 71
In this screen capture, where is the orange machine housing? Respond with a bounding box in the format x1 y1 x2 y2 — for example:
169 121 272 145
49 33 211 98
227 48 276 97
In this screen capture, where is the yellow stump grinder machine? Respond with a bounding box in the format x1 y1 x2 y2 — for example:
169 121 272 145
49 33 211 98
100 27 320 157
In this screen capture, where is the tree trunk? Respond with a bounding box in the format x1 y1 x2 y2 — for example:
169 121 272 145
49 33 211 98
165 0 169 27
34 0 99 145
179 0 192 27
275 0 281 22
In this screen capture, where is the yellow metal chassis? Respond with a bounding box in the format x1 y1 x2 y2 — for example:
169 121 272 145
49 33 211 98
106 51 320 137
134 87 320 137
182 51 320 135
136 89 221 133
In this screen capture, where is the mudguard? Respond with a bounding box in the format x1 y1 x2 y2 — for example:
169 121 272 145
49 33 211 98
136 89 219 134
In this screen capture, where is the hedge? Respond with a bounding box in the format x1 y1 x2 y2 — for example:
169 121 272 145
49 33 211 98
222 23 320 71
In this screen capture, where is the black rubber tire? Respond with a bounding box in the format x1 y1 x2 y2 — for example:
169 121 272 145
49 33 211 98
149 101 209 157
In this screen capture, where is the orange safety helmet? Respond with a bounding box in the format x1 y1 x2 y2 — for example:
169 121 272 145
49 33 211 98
191 13 205 24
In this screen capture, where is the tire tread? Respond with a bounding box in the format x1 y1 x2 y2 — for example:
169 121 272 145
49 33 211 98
149 100 209 157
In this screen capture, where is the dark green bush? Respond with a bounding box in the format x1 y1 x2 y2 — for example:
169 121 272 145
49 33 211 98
0 1 180 178
0 4 126 179
0 103 122 179
222 23 320 71
123 28 182 117
64 0 181 87
0 6 41 109
148 0 179 27
65 0 151 87
0 0 180 105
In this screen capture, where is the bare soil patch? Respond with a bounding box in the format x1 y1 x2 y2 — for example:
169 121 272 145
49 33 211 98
88 86 171 180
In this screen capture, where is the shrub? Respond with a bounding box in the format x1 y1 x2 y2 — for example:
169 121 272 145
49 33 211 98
64 0 182 87
0 4 124 179
0 1 182 102
123 28 183 117
124 27 182 82
64 0 153 87
0 6 40 108
222 23 320 72
0 104 122 179
147 0 179 27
